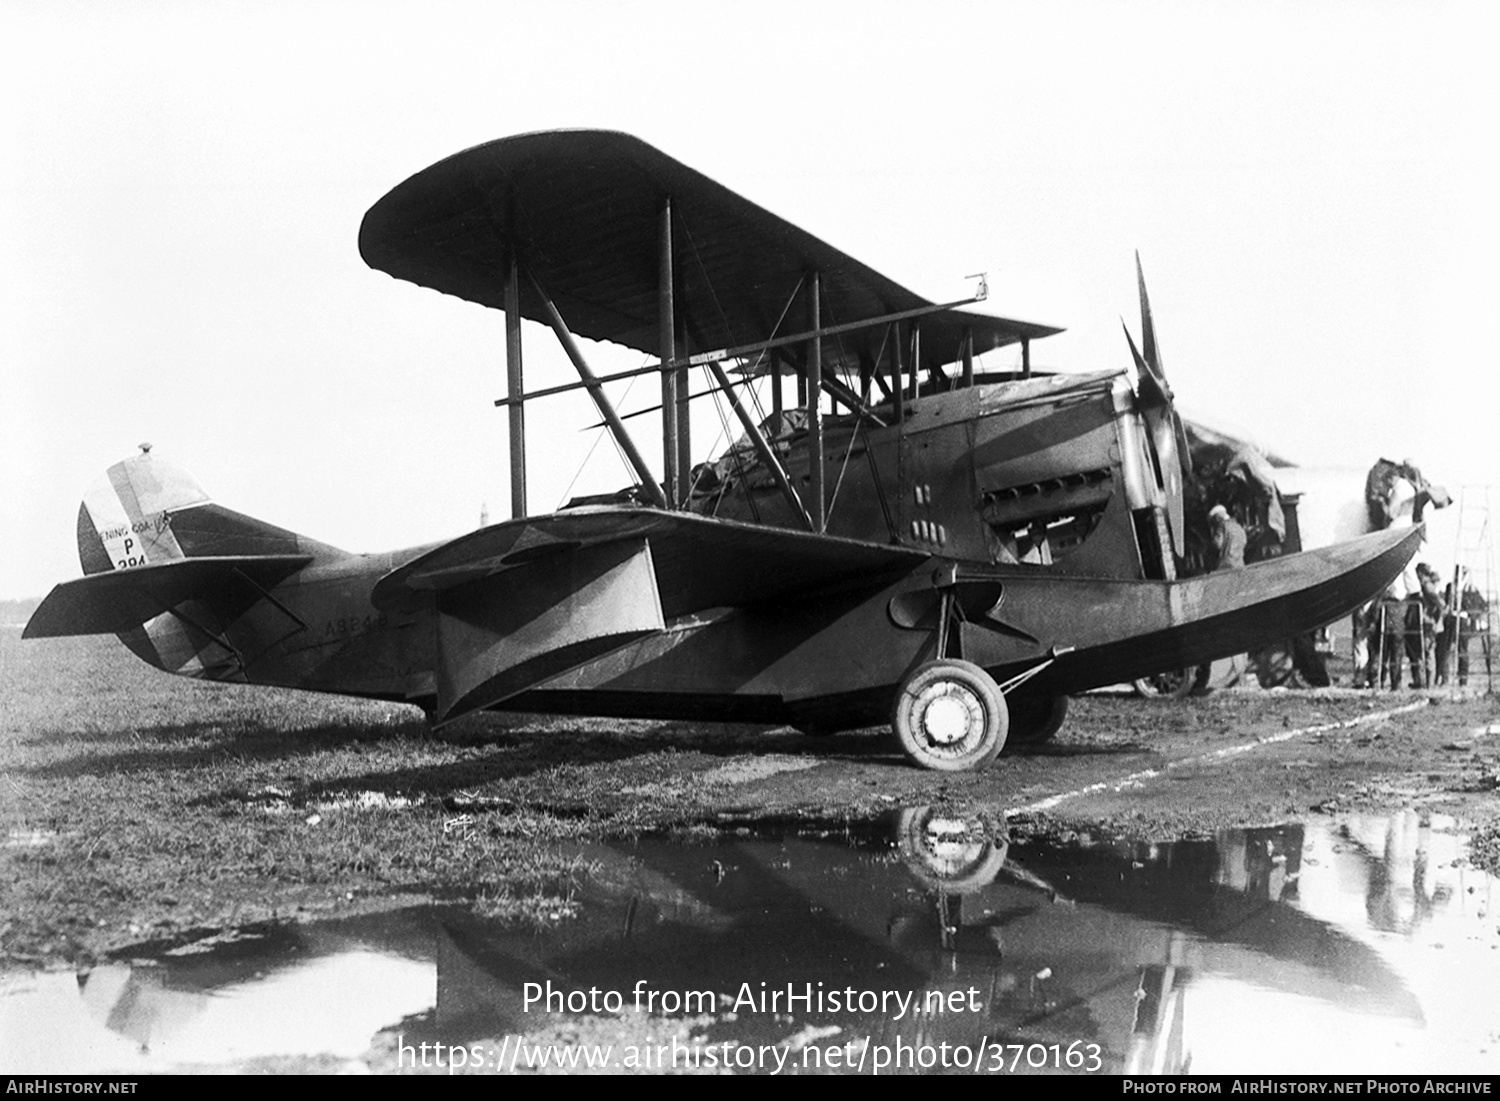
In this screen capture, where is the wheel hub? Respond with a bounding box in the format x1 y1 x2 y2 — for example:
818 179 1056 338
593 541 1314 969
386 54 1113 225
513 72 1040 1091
920 690 975 745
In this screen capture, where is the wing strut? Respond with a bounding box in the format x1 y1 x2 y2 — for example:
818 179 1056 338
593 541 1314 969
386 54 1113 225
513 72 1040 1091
892 320 905 422
808 271 825 533
529 270 669 510
497 297 968 420
505 256 527 518
700 358 814 531
659 198 682 508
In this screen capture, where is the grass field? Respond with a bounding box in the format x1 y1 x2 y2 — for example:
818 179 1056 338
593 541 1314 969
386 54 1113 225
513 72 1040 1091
7 625 1500 970
1 629 723 966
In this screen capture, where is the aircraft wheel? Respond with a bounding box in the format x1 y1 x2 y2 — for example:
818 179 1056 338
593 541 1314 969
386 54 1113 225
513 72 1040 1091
895 805 1009 892
1005 694 1069 747
891 660 1008 771
1292 633 1331 687
1131 668 1197 698
1250 645 1296 688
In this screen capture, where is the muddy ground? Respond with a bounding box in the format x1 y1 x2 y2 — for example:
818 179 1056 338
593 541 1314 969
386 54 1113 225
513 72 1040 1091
3 630 1499 968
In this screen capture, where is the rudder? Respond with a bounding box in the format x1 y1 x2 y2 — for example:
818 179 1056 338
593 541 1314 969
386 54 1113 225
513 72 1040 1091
78 445 209 573
29 447 335 681
75 445 323 574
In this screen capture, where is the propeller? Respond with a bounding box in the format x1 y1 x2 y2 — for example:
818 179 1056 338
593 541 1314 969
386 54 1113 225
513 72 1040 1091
1123 253 1191 554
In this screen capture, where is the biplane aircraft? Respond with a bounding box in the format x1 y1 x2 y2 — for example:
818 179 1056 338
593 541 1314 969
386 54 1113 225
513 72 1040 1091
25 130 1422 770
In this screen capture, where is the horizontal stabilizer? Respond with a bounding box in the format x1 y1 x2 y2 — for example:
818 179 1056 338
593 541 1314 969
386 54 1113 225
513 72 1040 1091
24 555 312 639
374 507 929 620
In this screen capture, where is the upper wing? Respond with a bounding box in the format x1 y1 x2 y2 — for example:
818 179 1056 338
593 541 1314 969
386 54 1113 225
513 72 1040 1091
358 130 1060 376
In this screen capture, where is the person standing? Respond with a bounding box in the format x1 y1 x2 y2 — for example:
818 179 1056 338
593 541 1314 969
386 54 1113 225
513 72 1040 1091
1456 582 1490 686
1208 504 1247 571
1188 505 1250 694
1406 564 1446 688
1437 580 1457 685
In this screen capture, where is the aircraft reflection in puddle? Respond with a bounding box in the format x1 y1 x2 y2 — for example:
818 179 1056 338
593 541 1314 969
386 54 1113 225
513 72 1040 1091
3 810 1493 1074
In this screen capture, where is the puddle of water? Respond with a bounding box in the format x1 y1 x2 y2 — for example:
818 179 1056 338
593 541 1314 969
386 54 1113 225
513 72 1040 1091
4 829 55 849
2 809 1495 1074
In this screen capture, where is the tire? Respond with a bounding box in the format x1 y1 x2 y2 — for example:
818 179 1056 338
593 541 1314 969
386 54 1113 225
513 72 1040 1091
895 806 1009 892
1131 668 1194 697
1292 632 1331 687
891 659 1008 771
1005 694 1069 746
1251 635 1330 689
1250 645 1296 688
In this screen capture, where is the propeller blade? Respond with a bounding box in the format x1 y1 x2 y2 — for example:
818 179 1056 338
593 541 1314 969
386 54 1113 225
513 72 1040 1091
1135 251 1174 401
1135 252 1156 363
1124 297 1189 551
1174 410 1194 477
1123 321 1168 407
1141 403 1186 553
1122 320 1147 374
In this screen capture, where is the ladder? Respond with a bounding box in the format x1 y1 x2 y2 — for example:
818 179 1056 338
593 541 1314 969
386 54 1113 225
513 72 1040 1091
1445 485 1495 693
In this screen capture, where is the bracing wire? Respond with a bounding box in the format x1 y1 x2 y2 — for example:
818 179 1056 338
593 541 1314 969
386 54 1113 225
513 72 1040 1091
704 372 761 523
826 320 893 517
553 362 647 511
679 216 808 510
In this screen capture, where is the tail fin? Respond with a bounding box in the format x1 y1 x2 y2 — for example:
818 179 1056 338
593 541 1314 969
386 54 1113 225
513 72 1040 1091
76 445 318 573
27 448 333 678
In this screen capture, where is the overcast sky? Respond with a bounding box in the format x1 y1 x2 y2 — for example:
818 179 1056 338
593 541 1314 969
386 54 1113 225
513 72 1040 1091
4 0 1497 600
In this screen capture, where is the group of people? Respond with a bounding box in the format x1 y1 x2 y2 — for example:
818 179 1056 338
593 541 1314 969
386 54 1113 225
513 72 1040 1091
1362 563 1443 690
1359 565 1488 690
1355 458 1488 689
1206 500 1489 691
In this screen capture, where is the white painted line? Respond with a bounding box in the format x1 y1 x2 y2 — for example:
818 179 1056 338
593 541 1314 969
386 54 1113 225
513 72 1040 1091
1012 700 1431 814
